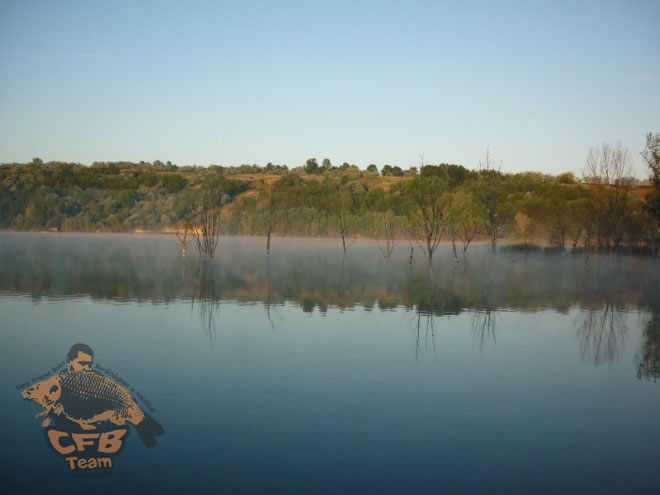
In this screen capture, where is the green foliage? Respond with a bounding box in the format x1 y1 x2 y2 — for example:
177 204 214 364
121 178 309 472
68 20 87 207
0 158 654 253
304 158 320 174
161 174 187 193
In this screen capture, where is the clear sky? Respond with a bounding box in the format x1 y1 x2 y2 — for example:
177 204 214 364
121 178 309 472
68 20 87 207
0 0 658 176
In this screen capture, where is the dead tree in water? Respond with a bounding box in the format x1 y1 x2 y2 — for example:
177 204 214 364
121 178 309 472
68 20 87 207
449 191 481 259
175 221 190 256
190 188 223 257
258 180 278 252
407 160 449 262
475 149 504 253
584 143 633 254
335 189 356 254
376 210 396 258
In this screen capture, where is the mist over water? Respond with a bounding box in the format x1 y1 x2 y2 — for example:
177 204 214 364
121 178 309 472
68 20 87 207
1 232 659 494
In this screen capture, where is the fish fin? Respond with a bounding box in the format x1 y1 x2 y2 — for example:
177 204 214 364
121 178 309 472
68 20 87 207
135 413 165 448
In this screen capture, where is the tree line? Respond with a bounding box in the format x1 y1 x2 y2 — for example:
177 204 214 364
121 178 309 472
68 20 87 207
1 133 658 257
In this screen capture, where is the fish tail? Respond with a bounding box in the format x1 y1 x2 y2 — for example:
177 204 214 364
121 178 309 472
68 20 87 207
135 413 165 448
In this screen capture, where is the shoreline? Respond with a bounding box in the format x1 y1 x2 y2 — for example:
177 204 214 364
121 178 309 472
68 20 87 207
0 229 655 255
0 229 540 245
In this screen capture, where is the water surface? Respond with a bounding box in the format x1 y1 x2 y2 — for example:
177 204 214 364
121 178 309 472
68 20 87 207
1 233 659 494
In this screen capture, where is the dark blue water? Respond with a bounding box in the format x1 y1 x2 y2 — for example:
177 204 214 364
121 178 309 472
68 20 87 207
1 233 659 494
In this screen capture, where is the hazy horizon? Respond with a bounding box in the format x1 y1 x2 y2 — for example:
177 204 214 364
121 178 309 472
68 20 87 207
1 1 658 177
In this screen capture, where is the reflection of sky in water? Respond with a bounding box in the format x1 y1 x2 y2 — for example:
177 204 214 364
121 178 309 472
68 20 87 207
1 233 659 494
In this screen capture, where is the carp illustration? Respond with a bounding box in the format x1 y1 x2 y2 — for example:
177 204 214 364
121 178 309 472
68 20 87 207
21 344 164 448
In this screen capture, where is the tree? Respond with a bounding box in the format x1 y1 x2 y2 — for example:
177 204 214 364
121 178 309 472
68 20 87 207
367 164 378 174
448 190 481 257
258 180 278 251
474 149 505 252
175 221 190 256
641 132 660 187
334 187 356 253
641 132 660 256
584 142 634 252
381 165 393 176
376 210 396 258
304 158 319 174
406 162 449 261
190 186 223 257
322 158 332 171
557 172 576 184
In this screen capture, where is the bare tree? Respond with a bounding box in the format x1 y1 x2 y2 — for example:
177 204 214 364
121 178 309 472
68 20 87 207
449 190 481 259
336 189 356 253
641 132 660 256
641 132 660 187
258 180 278 252
475 149 504 252
175 221 190 256
376 210 396 258
584 143 634 253
407 159 449 261
190 188 223 257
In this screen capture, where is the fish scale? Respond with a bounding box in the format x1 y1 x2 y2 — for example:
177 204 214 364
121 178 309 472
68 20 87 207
58 371 134 420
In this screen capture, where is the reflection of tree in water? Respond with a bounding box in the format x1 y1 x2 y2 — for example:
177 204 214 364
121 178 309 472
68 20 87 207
470 256 498 352
338 253 346 300
637 277 660 381
190 260 221 344
411 307 436 361
264 253 279 330
636 299 660 381
576 302 628 366
471 309 497 352
406 265 461 360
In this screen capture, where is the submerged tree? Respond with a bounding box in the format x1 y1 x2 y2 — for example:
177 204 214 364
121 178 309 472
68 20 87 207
448 190 481 259
584 142 634 253
257 179 278 251
336 192 356 253
474 149 505 252
175 220 190 256
376 210 396 258
642 132 660 188
190 186 223 257
406 161 449 261
641 132 660 256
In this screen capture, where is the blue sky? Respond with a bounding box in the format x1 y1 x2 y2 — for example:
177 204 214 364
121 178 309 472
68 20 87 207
0 0 658 176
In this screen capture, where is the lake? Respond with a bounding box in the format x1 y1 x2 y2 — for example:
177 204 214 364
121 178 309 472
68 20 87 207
1 232 659 494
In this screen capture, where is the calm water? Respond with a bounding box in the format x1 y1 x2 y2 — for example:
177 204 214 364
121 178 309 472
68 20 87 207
1 232 659 494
